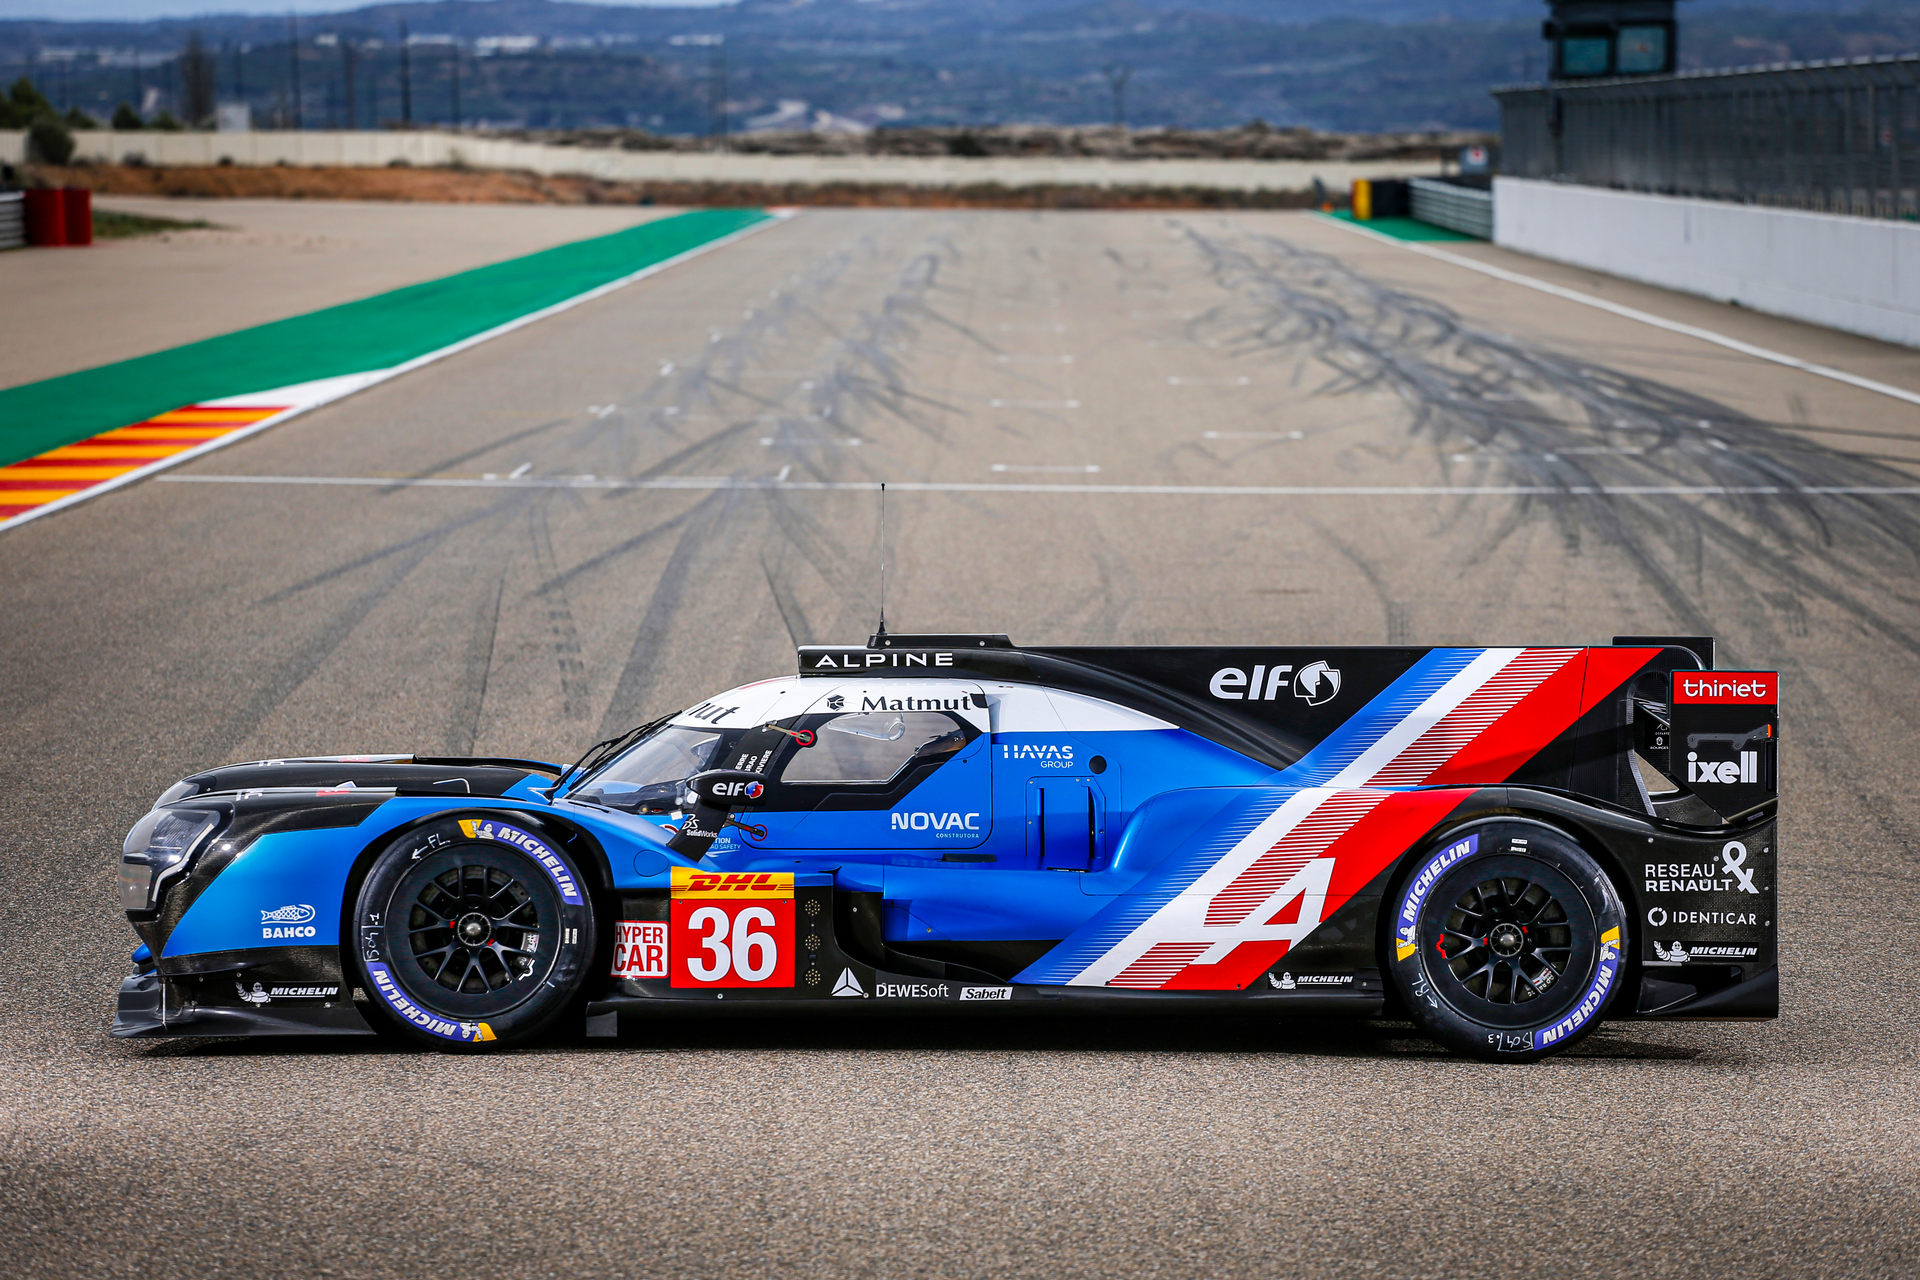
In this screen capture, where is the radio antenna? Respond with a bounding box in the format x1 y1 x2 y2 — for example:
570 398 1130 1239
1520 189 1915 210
875 482 889 639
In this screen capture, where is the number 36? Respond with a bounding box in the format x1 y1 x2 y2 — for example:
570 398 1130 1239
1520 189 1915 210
687 905 782 983
670 893 794 989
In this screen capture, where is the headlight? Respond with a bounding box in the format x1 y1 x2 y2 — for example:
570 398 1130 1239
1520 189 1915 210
119 808 221 918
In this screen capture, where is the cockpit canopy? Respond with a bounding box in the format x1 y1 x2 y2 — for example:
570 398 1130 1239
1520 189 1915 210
568 681 975 815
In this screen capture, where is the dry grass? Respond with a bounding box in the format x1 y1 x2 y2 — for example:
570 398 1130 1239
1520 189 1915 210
30 162 1330 211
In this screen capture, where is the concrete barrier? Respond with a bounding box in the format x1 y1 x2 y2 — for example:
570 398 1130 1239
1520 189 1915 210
1494 177 1920 348
0 128 1432 194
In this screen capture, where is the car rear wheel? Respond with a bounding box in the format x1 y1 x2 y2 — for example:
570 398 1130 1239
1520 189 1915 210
352 815 597 1050
1387 820 1627 1062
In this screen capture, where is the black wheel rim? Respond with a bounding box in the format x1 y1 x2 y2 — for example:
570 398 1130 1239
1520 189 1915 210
1438 874 1573 1005
386 846 560 1018
1417 852 1597 1029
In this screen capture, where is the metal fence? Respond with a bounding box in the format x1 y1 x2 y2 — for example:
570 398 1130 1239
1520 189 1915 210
0 192 23 249
1409 178 1493 238
1495 55 1920 220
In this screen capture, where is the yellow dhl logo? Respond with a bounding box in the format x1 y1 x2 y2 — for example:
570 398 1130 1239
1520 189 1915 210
671 869 794 899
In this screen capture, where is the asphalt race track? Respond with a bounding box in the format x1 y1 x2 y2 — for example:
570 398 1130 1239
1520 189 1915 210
4 209 1919 1279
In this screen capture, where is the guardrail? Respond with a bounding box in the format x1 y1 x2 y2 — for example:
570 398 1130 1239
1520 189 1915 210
1410 178 1493 238
1495 55 1920 221
0 192 23 249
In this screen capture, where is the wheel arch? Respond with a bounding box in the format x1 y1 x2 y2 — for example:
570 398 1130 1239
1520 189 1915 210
1372 799 1637 987
335 806 619 988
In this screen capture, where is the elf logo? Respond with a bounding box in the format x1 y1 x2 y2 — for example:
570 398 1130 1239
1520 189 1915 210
1208 660 1341 706
708 779 764 800
1687 750 1759 785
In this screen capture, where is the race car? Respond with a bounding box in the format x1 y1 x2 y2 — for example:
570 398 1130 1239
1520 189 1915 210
114 633 1778 1061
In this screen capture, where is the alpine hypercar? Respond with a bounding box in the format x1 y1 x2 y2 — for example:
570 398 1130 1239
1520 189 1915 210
115 633 1778 1061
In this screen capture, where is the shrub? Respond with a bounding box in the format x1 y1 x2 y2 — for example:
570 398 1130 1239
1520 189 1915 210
27 117 75 166
2 77 53 129
112 102 144 130
152 111 183 132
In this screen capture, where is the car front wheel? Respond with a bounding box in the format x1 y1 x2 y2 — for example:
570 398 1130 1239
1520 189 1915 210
352 815 598 1050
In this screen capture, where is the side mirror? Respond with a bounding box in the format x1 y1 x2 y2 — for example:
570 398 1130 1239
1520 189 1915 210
684 769 771 811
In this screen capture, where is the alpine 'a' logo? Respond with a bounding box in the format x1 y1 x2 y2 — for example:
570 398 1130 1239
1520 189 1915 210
832 968 866 997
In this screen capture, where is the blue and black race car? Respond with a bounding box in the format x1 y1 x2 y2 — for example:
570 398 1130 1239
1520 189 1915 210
115 633 1778 1061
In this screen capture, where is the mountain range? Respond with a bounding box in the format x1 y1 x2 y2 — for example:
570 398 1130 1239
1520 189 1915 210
5 0 1914 133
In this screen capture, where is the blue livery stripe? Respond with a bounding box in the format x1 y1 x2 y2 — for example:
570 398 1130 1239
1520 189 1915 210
1279 648 1484 786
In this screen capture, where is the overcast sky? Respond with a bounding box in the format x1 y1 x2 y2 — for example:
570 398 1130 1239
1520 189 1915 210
0 0 732 18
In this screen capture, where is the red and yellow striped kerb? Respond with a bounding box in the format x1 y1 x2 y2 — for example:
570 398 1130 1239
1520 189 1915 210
0 403 288 526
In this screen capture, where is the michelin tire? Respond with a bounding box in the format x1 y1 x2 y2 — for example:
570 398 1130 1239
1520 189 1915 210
352 815 597 1051
1387 820 1627 1063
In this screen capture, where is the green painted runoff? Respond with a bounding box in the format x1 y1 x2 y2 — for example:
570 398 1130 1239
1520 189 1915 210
0 207 770 467
1321 210 1480 242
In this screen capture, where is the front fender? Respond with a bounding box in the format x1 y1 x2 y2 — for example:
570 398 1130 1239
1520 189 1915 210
156 795 686 971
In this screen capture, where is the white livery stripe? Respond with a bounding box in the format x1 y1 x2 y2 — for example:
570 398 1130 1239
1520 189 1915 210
1324 649 1523 789
1366 649 1578 785
1066 647 1586 990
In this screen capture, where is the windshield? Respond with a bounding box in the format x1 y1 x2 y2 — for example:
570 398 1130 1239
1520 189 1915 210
568 724 747 813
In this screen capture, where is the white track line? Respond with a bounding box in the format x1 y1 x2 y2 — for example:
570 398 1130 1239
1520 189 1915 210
1 213 789 536
1317 215 1920 410
158 474 1920 497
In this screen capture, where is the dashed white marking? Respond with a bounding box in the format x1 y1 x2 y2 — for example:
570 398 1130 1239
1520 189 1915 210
587 405 618 419
759 437 862 447
989 398 1081 409
995 354 1075 364
508 462 533 479
1169 375 1251 386
990 463 1101 474
1205 430 1303 440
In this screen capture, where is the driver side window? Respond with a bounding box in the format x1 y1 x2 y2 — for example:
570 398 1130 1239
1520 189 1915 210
780 710 966 785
